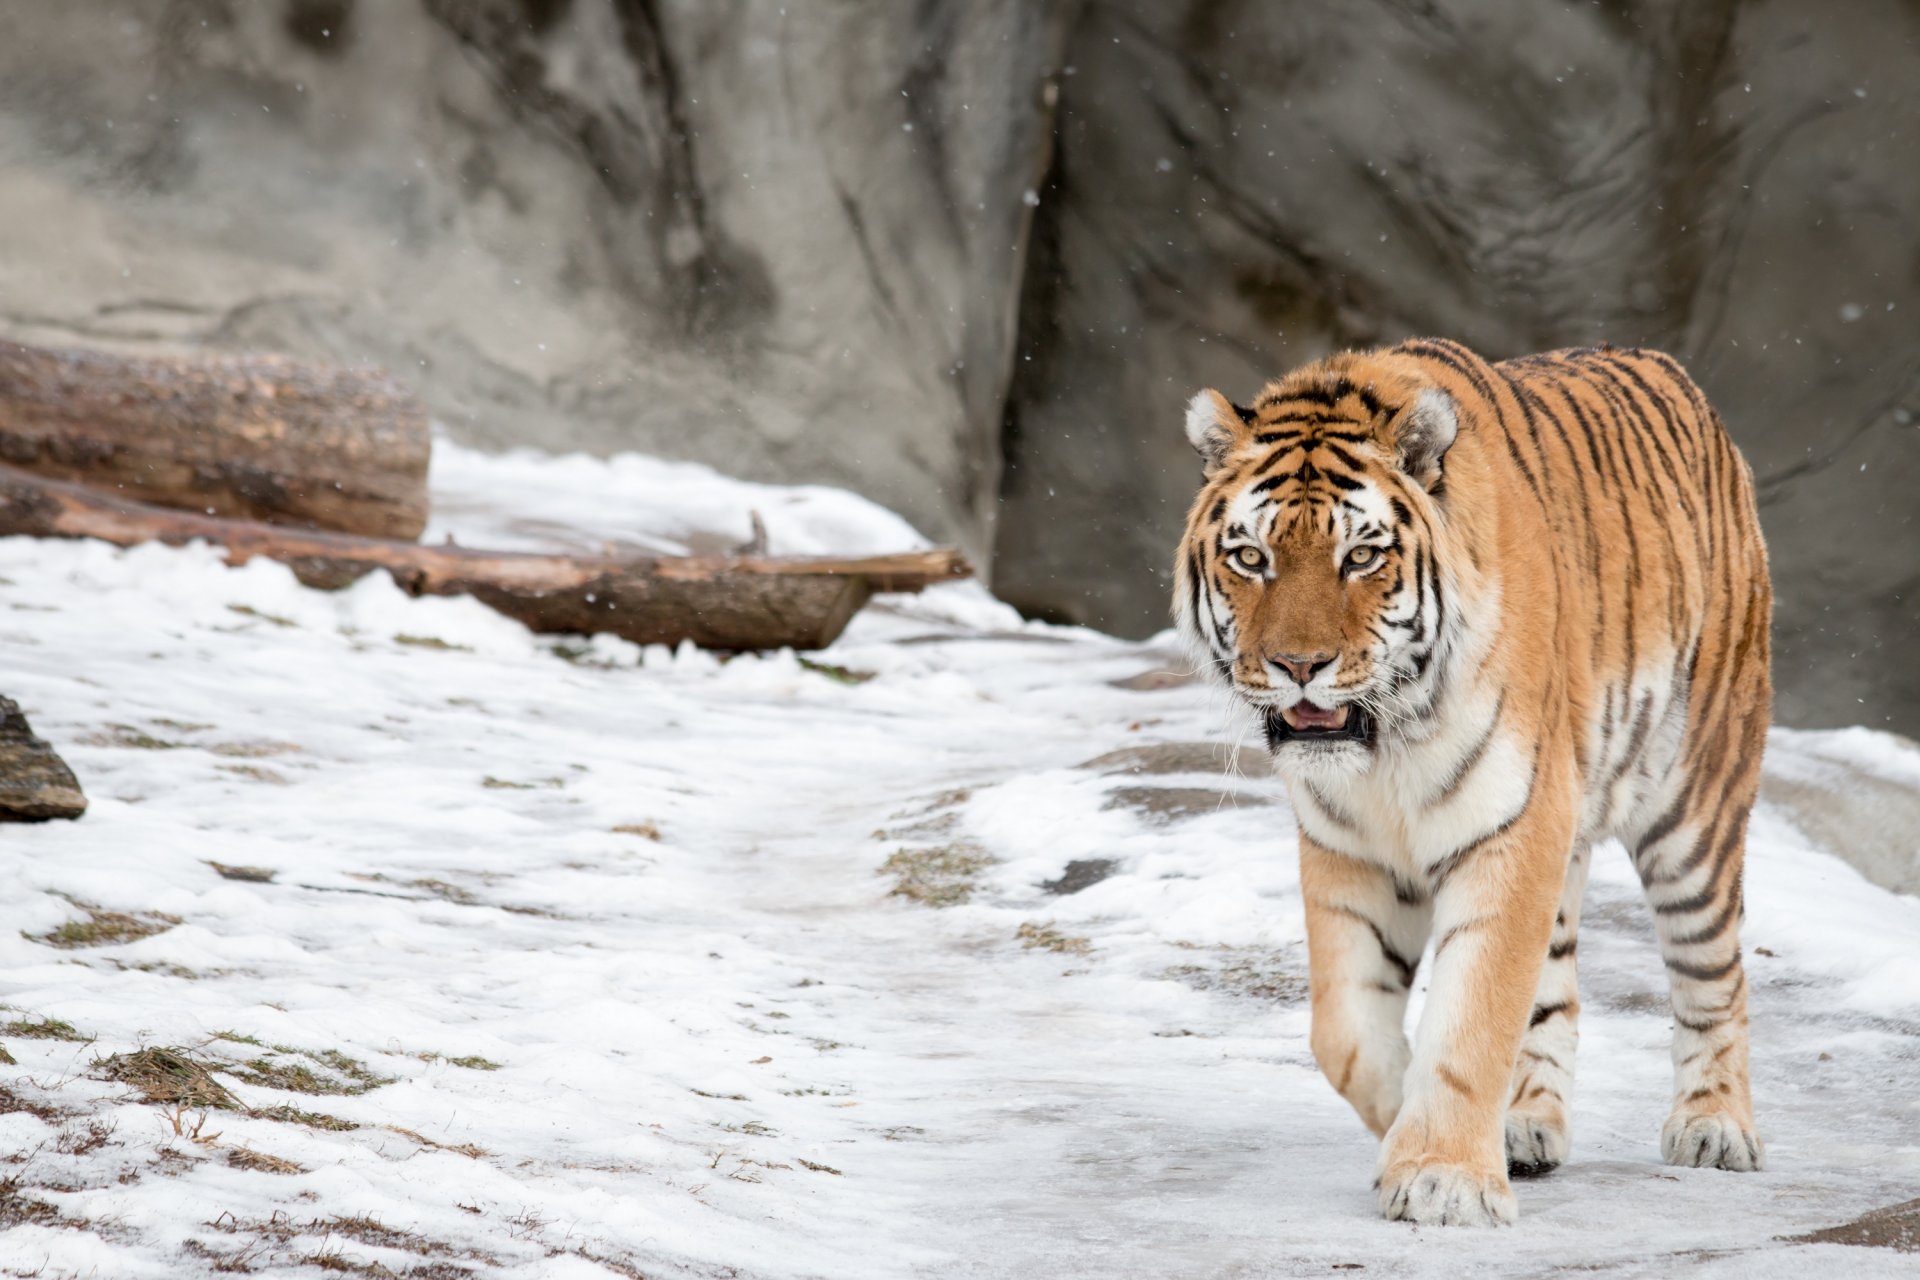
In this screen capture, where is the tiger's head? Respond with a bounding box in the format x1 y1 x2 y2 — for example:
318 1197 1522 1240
1172 357 1461 770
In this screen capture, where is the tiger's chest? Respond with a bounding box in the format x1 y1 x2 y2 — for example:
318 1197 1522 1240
1282 657 1693 881
1282 685 1531 885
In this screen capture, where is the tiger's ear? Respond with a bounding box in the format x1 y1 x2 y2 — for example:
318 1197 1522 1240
1387 388 1458 490
1184 390 1256 475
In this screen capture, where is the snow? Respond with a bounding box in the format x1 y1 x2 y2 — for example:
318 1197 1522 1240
0 442 1917 1277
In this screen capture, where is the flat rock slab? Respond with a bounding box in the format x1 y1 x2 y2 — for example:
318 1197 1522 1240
1761 729 1920 896
1040 858 1119 896
0 696 84 821
1785 1197 1920 1252
1078 741 1236 776
1101 785 1272 823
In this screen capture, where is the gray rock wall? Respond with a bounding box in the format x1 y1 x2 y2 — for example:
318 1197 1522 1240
997 0 1920 734
0 0 1914 732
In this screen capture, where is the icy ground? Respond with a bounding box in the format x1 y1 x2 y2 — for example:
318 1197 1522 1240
1 443 1917 1279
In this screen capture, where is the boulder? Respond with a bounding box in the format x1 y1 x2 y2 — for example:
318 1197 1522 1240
0 697 86 822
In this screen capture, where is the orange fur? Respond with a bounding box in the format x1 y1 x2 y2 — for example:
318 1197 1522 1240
1175 339 1770 1225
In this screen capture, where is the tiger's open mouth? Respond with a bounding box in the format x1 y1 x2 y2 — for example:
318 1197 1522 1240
1264 701 1373 748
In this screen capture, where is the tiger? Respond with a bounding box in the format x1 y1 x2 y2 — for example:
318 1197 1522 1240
1173 337 1770 1226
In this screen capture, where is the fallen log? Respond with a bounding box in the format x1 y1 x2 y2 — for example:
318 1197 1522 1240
0 697 86 822
0 463 970 651
0 340 429 539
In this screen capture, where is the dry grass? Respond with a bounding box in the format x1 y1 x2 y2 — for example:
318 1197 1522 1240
383 1126 488 1160
393 634 472 652
227 604 297 628
76 724 181 750
208 862 278 882
1162 946 1309 1004
0 1083 67 1123
0 1175 64 1229
481 775 564 791
611 822 662 840
227 1046 392 1097
251 1104 360 1132
209 740 302 759
2 1015 87 1041
96 1047 238 1109
878 843 994 907
29 902 181 949
227 1146 306 1175
217 764 291 783
796 656 876 685
1015 921 1092 956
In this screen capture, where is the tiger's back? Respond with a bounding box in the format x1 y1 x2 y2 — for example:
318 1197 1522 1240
1172 337 1770 1227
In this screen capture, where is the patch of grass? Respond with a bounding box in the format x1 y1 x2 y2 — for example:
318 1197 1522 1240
209 862 278 882
2 1016 88 1042
29 902 181 949
212 1030 265 1047
406 878 480 906
228 1046 393 1097
1162 947 1309 1004
383 1125 487 1159
797 1158 843 1175
878 843 993 907
55 1118 116 1156
96 1047 238 1109
77 723 181 750
210 740 302 759
1016 921 1092 955
218 764 290 784
228 604 297 627
0 1084 66 1123
111 959 201 979
394 634 473 652
228 1146 306 1175
481 775 565 791
447 1055 500 1071
251 1104 360 1132
0 1175 64 1229
316 1214 469 1260
611 822 662 840
797 656 876 685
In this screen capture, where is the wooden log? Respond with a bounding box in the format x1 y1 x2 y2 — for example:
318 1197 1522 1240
0 697 86 822
0 340 430 539
0 463 970 652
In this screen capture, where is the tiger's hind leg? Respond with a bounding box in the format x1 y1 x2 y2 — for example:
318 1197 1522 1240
1631 702 1767 1171
1504 842 1591 1177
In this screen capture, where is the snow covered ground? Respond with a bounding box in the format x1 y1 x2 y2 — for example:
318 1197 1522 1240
0 442 1917 1278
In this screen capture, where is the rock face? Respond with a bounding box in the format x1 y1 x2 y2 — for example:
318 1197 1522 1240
0 0 1914 732
0 698 86 822
996 0 1920 736
0 0 1072 556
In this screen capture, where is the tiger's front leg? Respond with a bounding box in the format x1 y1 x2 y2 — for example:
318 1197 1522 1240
1374 788 1574 1226
1300 835 1433 1137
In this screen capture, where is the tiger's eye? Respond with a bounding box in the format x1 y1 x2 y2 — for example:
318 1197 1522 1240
1345 546 1378 570
1232 546 1267 573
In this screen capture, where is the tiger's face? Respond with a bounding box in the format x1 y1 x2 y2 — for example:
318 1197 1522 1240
1172 365 1459 768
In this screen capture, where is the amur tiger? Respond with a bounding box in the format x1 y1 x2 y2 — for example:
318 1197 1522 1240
1173 338 1769 1226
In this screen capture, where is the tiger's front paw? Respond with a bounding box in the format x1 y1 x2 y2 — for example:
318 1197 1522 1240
1504 1107 1571 1177
1661 1104 1763 1172
1376 1156 1517 1227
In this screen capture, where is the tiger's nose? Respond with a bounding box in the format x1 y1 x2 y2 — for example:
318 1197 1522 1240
1272 651 1336 685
